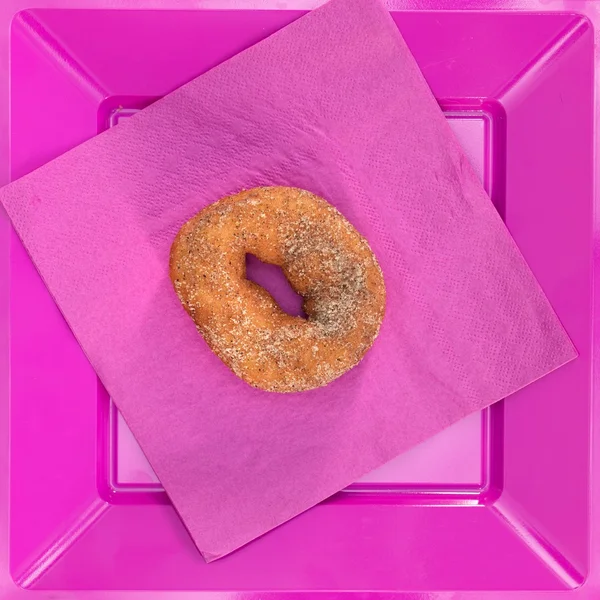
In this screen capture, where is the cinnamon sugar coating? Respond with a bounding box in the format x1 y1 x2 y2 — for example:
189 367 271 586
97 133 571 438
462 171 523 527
170 187 385 393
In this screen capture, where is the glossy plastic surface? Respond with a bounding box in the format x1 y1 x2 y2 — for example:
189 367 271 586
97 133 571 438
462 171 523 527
0 2 597 598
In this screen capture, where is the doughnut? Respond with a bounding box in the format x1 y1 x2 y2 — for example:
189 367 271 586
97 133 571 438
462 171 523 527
170 186 385 393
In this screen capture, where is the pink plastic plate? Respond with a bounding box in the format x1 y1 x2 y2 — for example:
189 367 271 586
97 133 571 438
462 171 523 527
0 2 598 598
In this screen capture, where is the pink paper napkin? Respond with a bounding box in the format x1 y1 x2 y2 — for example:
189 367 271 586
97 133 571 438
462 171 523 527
0 0 576 560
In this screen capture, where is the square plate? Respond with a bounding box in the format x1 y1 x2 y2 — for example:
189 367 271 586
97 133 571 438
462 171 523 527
0 4 595 597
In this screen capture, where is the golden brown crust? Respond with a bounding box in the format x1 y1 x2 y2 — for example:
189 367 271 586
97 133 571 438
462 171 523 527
170 186 385 393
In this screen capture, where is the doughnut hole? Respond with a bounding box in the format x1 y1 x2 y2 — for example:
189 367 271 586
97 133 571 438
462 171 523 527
245 253 307 319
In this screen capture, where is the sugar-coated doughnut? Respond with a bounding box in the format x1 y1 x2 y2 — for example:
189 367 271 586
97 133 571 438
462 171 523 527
170 186 385 393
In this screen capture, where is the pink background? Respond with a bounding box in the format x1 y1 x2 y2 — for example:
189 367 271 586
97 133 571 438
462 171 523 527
0 0 598 598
